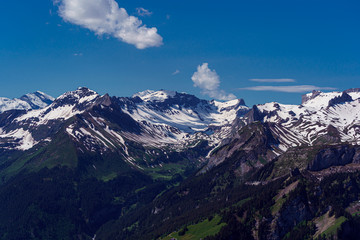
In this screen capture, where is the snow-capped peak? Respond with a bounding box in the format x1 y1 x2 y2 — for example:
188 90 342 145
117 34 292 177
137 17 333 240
301 90 342 108
34 91 55 101
212 99 246 111
0 91 55 113
16 87 100 125
301 89 360 109
132 90 176 102
57 87 98 100
20 91 55 109
0 97 31 113
0 88 102 152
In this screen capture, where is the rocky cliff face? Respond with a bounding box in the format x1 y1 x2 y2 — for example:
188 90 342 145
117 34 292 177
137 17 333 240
204 121 279 175
328 92 353 107
270 195 313 240
307 145 360 171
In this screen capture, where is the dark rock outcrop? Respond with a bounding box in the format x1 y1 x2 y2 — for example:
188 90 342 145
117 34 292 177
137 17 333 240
270 196 313 240
328 92 353 107
307 145 360 171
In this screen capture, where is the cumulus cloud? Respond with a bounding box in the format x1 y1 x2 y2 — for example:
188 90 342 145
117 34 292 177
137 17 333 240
249 78 296 83
136 7 152 17
239 85 336 93
191 63 236 101
55 0 163 49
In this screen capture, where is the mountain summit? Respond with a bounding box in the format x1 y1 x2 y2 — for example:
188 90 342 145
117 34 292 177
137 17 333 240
0 91 54 113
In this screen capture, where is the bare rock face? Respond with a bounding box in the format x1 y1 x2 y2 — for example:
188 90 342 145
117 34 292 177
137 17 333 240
269 196 313 240
328 91 353 107
204 122 279 175
307 145 360 171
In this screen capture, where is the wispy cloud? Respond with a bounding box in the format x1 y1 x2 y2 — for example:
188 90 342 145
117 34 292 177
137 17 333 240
136 7 152 17
55 0 163 49
249 78 296 83
191 63 236 101
239 85 337 93
172 70 180 75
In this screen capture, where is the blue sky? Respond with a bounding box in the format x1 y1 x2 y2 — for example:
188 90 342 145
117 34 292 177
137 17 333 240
0 0 359 106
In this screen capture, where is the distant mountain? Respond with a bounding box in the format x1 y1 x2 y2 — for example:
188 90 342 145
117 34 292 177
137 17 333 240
20 91 55 109
0 91 54 113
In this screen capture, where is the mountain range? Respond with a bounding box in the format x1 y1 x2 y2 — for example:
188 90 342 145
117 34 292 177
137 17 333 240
1 87 360 239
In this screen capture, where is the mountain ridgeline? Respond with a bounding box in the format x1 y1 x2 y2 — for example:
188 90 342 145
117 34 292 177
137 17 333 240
1 87 360 239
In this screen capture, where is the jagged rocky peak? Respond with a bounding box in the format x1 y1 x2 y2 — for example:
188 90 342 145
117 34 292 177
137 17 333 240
58 87 98 99
345 88 360 100
238 98 246 106
301 88 360 108
54 87 99 106
95 93 112 107
301 90 343 109
328 91 353 107
23 87 98 115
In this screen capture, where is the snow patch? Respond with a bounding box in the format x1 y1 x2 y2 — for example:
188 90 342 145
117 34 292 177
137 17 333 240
0 128 37 150
132 90 176 102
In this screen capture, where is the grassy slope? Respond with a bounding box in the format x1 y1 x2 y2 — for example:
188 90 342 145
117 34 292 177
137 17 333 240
321 216 347 238
161 215 226 240
0 130 77 183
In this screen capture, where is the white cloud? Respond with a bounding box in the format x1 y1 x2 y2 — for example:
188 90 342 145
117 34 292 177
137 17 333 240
56 0 163 49
191 63 236 101
172 69 180 75
206 89 237 101
239 85 336 93
136 7 152 17
249 78 296 83
192 63 220 91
